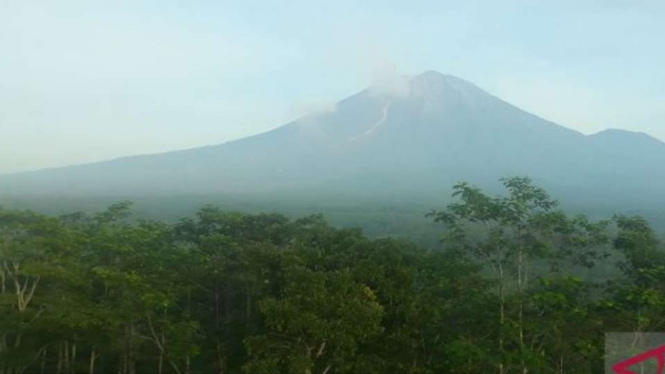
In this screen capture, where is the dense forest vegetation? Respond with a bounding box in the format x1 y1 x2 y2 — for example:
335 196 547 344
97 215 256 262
1 177 664 373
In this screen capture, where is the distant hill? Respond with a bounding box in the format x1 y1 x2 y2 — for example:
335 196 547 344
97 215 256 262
2 71 664 213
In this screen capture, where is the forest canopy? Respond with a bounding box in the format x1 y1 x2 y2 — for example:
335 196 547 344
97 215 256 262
0 177 663 374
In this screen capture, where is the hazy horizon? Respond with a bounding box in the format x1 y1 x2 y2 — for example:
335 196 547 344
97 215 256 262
2 0 664 174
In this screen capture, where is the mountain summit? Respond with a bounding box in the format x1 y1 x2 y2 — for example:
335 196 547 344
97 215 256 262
2 71 664 209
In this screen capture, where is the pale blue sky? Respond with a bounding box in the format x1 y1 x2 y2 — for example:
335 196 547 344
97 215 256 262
1 0 664 173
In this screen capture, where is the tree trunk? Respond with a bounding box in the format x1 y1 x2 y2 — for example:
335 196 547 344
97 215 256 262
88 350 96 374
518 248 527 374
498 261 505 374
216 341 225 374
559 356 563 374
71 340 77 374
128 324 137 374
41 348 47 374
64 341 70 374
57 344 63 374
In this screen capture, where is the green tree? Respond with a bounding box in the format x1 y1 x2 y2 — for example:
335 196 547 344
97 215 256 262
430 177 609 373
244 266 383 374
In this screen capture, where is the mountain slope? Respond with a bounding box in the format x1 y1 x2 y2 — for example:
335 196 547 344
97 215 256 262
1 71 664 210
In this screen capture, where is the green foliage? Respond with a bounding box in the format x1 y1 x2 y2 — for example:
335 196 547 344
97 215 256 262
0 177 663 373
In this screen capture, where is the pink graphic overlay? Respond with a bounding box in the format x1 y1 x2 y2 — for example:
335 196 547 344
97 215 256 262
606 333 665 374
612 344 665 374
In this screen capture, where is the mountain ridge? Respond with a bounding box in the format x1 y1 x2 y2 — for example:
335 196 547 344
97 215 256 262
1 71 664 211
4 71 661 175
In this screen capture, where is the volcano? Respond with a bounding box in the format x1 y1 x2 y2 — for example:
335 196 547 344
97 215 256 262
2 71 664 210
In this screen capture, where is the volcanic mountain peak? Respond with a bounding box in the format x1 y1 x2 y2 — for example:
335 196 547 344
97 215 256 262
1 70 664 209
407 71 491 100
363 70 491 104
